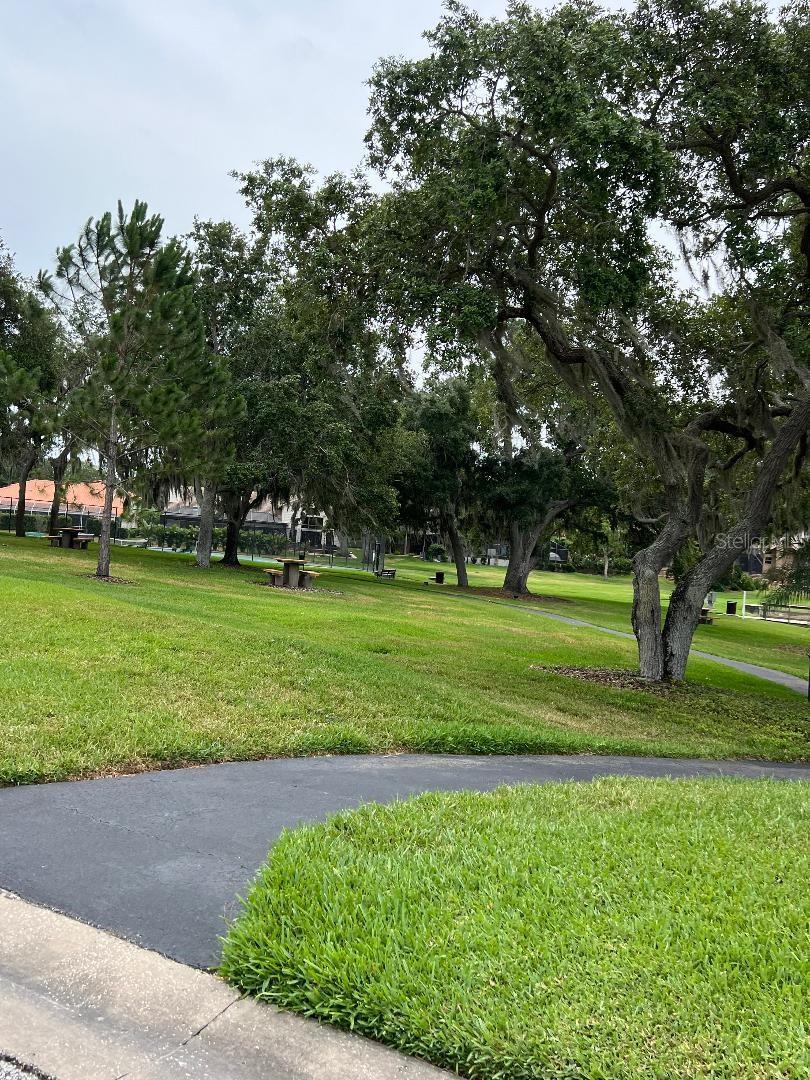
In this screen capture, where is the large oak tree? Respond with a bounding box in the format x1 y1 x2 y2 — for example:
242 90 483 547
364 0 808 680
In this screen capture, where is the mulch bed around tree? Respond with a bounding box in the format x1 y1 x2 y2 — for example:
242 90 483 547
532 665 681 694
83 574 136 586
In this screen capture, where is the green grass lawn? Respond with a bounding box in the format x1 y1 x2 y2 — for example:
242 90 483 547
221 778 810 1080
388 555 810 679
0 536 807 785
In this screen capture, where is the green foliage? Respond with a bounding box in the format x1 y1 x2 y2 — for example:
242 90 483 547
258 530 290 556
231 160 406 539
365 2 669 348
716 564 758 594
426 542 447 562
185 218 263 493
38 201 221 574
670 539 701 583
190 170 407 563
477 448 570 531
630 0 809 273
575 554 634 577
222 779 810 1080
39 201 211 458
396 377 479 536
0 247 63 474
475 443 614 550
673 545 758 592
764 539 810 607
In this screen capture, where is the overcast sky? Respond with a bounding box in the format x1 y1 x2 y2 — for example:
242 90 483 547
1 0 527 278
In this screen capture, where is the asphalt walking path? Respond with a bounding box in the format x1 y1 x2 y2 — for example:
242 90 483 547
1 753 808 970
455 594 809 694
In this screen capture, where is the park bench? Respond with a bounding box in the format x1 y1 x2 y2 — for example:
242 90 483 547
43 535 62 547
114 538 148 548
263 569 284 586
375 568 396 580
298 570 321 590
699 607 713 624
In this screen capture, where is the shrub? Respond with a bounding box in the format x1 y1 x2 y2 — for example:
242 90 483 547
426 542 447 562
713 563 758 593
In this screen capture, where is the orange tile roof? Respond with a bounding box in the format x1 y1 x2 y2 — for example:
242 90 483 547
0 479 126 516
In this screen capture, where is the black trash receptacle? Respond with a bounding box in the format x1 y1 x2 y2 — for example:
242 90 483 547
726 601 738 615
435 570 445 584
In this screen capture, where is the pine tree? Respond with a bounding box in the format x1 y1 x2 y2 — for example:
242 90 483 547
39 201 210 578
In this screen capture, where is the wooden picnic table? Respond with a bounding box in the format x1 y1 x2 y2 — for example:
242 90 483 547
47 526 94 549
275 557 307 589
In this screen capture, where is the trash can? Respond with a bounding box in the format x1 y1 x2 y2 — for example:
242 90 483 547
726 601 737 615
435 571 445 585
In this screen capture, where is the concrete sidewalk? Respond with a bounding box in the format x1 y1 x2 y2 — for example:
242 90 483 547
0 890 445 1080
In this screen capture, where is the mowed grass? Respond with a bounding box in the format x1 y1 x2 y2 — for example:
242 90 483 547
221 778 810 1080
0 537 807 785
388 556 810 679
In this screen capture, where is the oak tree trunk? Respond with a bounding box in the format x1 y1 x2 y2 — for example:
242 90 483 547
660 398 810 682
444 513 468 588
662 533 746 682
631 552 666 681
374 535 387 573
630 511 696 681
195 482 217 568
223 518 241 567
503 522 542 594
48 445 71 535
14 444 38 537
661 582 706 683
502 499 574 595
220 489 254 568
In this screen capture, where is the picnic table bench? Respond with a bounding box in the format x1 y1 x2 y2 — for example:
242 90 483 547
44 530 95 550
263 567 320 590
298 570 320 590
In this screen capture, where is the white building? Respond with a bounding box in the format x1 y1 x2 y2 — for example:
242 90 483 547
162 492 341 549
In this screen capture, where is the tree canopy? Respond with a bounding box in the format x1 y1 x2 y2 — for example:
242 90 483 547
364 0 809 678
39 201 216 577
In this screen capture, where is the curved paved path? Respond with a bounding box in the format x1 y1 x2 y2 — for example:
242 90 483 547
1 753 807 969
457 595 808 694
